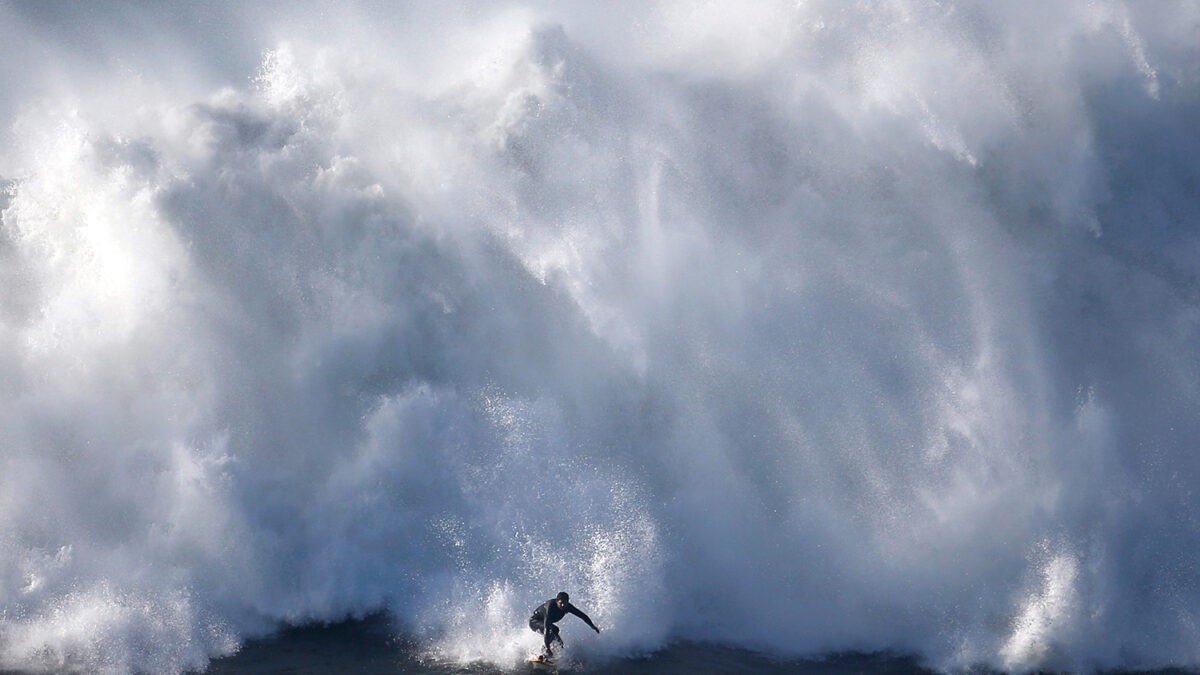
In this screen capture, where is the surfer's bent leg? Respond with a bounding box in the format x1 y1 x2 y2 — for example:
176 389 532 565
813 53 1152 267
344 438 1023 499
530 617 554 653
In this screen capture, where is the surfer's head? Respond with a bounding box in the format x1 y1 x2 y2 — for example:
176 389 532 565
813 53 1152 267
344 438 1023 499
556 591 570 607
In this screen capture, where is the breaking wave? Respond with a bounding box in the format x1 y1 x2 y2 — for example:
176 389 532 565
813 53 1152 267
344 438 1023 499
2 2 1199 672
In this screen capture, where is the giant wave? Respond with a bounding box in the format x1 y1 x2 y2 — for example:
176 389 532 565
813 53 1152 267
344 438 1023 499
1 2 1199 673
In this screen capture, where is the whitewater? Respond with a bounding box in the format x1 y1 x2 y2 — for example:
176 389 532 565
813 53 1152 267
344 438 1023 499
1 1 1199 673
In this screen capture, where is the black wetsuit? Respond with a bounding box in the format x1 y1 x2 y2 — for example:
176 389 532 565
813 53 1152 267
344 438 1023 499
528 599 598 652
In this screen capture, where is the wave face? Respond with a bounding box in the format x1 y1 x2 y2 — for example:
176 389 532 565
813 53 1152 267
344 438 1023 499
2 1 1200 672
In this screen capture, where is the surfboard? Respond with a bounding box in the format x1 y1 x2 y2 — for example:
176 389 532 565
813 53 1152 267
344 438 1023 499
528 655 556 669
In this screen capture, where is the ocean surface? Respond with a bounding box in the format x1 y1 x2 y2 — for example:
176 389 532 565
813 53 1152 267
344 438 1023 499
2 1 1200 673
200 615 936 675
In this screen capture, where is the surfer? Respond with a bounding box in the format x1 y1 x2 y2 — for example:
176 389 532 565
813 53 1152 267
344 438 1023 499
529 591 600 658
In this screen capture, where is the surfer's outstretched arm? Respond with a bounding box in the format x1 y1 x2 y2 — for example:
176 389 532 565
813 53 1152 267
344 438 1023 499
568 604 600 633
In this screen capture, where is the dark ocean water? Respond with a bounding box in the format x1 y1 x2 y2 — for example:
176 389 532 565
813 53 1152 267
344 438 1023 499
1 617 1190 675
199 617 1196 675
200 617 933 675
